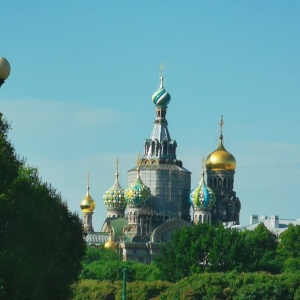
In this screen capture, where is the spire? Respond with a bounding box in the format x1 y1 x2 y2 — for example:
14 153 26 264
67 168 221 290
219 115 224 141
144 66 177 161
87 173 90 195
159 64 164 89
201 156 205 179
115 158 120 182
136 153 141 178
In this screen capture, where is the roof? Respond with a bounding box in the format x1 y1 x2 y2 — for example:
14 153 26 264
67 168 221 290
242 215 300 235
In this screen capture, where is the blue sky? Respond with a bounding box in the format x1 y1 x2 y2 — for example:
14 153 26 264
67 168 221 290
1 1 300 229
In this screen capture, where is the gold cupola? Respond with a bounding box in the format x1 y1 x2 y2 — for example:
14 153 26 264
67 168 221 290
206 116 236 171
104 238 116 250
80 175 96 213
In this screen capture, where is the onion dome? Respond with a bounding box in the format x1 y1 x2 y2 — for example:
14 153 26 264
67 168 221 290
80 176 96 213
103 159 126 209
190 160 215 209
104 238 116 250
206 115 236 171
125 157 152 206
152 66 171 106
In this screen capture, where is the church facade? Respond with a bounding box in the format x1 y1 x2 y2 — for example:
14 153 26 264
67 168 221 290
80 72 241 263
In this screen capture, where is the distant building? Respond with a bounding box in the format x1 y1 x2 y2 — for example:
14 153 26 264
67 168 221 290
244 214 300 235
80 70 241 263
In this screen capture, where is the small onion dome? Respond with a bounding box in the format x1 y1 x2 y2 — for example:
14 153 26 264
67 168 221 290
152 75 171 107
0 57 11 80
104 239 116 250
190 170 215 209
125 171 151 207
103 169 126 209
206 116 236 171
80 184 96 213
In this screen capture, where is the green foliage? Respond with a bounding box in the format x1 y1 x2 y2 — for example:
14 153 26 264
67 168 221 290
75 273 300 300
208 225 244 272
81 246 162 283
156 223 281 281
73 279 169 300
242 223 281 273
0 116 86 300
278 224 300 260
73 280 119 300
0 116 22 193
159 272 298 300
155 223 215 281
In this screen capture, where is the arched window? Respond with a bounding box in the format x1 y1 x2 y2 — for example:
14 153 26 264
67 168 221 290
218 178 222 187
213 178 217 187
223 178 227 188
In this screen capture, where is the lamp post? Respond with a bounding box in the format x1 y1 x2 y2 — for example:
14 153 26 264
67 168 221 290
121 268 127 300
0 57 11 87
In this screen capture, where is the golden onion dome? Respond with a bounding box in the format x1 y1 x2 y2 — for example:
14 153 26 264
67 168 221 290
206 116 236 171
104 239 116 250
80 178 96 213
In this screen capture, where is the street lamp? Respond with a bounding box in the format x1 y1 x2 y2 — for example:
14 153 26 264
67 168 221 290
0 57 11 87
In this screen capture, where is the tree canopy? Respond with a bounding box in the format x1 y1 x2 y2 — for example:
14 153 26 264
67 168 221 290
0 116 86 300
155 222 281 281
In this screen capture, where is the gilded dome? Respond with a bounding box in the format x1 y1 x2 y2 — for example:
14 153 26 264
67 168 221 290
206 138 236 171
206 116 236 171
103 163 126 209
104 239 116 250
190 170 215 209
80 184 96 213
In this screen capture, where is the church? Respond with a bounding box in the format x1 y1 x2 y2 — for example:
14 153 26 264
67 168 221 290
80 70 241 263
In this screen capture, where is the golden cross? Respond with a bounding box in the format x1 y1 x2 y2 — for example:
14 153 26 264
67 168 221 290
220 115 224 136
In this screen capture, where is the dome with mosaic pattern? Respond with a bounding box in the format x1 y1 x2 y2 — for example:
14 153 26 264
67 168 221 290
152 75 171 107
190 171 215 209
125 172 152 207
103 170 126 209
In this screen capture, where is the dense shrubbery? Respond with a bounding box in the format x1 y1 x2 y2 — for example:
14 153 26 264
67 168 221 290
73 273 300 300
155 222 282 281
77 222 300 299
80 247 162 282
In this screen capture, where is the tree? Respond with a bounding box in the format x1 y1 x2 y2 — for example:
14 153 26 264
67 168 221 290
242 223 280 273
208 225 245 272
278 224 300 273
0 116 86 299
156 222 281 280
155 223 216 281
